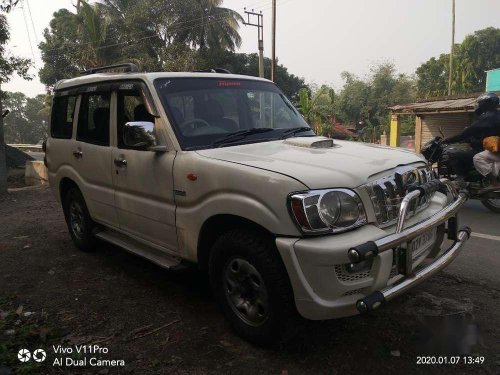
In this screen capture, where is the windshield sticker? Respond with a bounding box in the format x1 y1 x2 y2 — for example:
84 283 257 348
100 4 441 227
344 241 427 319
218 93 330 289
119 83 134 90
218 81 241 87
159 80 172 90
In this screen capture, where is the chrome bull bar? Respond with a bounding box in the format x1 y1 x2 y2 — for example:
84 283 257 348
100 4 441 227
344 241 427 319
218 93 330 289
348 179 471 313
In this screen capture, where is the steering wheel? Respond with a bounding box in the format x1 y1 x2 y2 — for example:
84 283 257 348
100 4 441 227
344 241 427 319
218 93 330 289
180 118 211 133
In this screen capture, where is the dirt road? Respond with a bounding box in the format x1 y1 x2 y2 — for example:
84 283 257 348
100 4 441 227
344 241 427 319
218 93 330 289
0 186 499 374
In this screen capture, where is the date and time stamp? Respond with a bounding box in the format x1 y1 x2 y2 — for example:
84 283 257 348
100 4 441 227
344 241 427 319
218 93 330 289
416 356 486 365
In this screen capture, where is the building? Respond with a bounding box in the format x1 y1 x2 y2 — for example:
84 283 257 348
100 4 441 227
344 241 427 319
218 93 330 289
389 69 500 153
389 94 479 152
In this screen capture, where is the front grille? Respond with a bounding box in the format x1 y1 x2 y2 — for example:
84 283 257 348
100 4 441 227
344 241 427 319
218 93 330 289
334 265 371 282
365 166 434 227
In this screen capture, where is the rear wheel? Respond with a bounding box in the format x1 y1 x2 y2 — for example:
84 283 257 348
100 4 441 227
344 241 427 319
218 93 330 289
209 229 301 345
63 187 97 252
481 198 500 213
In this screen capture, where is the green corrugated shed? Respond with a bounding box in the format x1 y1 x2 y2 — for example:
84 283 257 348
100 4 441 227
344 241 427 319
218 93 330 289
486 68 500 91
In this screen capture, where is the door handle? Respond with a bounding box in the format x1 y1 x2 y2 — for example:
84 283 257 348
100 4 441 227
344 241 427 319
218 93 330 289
73 150 83 159
114 158 127 167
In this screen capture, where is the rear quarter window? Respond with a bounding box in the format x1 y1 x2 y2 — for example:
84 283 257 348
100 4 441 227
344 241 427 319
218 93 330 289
51 95 77 139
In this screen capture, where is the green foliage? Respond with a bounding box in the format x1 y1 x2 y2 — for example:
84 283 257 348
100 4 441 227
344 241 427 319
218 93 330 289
39 0 245 87
295 64 416 141
3 92 50 143
176 0 244 51
334 63 416 141
416 27 500 97
195 51 306 100
297 85 335 135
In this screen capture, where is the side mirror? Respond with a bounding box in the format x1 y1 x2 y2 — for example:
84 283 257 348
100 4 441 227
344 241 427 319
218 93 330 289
123 121 158 149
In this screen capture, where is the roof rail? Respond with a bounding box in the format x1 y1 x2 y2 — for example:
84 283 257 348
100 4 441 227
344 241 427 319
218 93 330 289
193 68 231 74
80 63 139 76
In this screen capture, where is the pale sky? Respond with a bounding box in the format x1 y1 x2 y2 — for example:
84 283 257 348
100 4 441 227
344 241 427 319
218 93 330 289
4 0 500 97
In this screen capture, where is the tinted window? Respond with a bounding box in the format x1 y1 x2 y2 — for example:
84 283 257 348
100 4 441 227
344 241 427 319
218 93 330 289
51 95 76 139
116 90 155 149
77 92 111 145
154 78 311 150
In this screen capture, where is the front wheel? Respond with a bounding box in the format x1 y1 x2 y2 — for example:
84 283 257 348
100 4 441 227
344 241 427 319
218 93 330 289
481 198 500 213
209 229 301 345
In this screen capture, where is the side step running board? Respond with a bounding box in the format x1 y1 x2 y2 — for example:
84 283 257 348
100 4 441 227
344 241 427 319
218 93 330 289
95 229 182 269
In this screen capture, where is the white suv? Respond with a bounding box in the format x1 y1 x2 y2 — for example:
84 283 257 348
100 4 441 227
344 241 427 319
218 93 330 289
46 64 470 345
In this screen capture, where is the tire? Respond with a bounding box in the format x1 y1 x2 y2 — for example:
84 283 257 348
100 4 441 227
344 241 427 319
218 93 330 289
63 187 97 252
209 229 301 346
481 198 500 213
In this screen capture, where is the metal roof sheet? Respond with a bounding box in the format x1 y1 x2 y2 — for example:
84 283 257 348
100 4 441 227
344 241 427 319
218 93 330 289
389 97 476 114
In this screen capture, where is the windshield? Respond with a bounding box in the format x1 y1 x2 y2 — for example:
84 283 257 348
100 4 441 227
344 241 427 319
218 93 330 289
154 78 312 150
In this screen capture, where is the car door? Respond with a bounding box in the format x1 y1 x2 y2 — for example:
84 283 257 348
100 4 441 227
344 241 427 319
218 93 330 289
73 86 118 228
111 83 178 253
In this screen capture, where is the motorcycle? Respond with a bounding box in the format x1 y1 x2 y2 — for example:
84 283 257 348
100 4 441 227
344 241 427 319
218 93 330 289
421 134 500 213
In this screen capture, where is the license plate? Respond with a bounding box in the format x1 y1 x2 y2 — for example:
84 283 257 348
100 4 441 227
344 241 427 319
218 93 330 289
397 228 437 276
408 228 437 259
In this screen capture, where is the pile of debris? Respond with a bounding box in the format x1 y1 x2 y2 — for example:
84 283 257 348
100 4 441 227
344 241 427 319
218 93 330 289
5 144 34 168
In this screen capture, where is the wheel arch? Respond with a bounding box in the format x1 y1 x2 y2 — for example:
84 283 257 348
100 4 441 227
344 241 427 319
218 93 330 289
197 214 275 271
59 177 80 204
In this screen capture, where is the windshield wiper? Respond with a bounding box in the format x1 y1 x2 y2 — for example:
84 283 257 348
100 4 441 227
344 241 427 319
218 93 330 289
281 127 313 139
212 128 274 148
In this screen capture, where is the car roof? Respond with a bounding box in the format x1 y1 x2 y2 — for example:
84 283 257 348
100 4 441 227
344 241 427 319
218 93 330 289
54 72 273 91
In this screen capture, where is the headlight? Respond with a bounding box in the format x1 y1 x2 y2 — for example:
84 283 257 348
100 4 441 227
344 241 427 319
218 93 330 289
289 189 367 234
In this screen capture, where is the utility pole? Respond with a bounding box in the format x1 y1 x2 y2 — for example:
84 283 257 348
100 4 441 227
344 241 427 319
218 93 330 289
0 83 6 194
271 0 276 82
448 0 455 96
243 8 264 78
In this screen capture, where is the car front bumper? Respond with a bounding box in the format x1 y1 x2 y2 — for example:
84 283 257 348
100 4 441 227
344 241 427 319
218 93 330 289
276 181 470 320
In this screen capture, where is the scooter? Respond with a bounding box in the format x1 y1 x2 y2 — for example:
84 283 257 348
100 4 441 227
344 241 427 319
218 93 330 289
421 134 500 213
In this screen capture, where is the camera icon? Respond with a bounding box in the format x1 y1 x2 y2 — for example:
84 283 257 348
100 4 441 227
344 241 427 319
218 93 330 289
17 349 31 363
17 348 46 363
33 348 47 362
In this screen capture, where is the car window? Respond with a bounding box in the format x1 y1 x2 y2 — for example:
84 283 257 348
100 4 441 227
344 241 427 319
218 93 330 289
116 90 155 149
51 95 77 139
77 92 111 146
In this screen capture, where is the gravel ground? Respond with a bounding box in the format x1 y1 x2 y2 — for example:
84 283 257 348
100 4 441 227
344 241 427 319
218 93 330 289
0 186 499 375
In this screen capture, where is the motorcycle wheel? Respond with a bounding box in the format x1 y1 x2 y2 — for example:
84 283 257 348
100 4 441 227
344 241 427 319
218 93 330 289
481 198 500 213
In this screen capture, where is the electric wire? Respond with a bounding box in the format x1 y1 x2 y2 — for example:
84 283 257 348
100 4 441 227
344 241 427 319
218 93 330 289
25 0 38 44
20 0 36 62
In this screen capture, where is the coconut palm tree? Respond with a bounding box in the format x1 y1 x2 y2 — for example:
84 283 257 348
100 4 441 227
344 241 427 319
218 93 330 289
178 0 243 51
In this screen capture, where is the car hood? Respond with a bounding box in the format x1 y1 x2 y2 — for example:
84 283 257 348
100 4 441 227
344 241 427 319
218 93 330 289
196 137 426 189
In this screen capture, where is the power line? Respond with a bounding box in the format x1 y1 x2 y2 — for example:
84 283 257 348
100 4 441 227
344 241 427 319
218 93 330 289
41 9 238 56
20 0 36 62
25 0 38 44
43 12 244 59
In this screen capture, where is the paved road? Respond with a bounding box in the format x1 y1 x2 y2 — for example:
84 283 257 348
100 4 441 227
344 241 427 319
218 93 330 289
446 199 500 285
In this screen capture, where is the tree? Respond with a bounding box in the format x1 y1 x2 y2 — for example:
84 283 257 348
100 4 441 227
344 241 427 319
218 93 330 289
415 55 449 97
3 92 49 144
178 0 243 51
334 63 416 142
0 0 19 13
0 11 32 194
39 1 124 86
416 27 500 97
298 85 335 135
196 51 306 100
